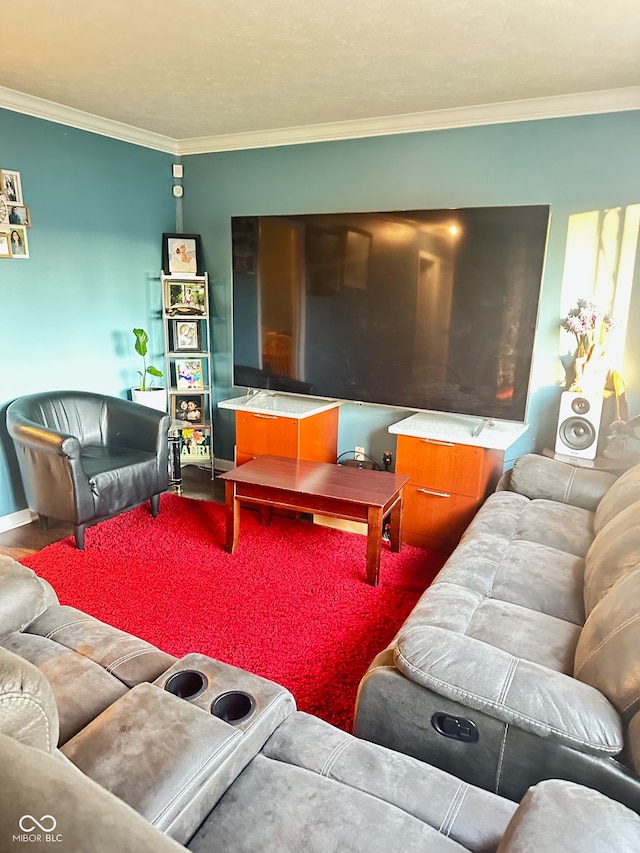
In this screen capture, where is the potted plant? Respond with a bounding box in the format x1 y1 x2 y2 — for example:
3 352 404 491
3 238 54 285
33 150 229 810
131 327 167 411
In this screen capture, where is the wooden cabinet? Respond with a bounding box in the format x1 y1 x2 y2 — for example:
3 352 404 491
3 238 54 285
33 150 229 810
235 407 338 466
395 434 504 551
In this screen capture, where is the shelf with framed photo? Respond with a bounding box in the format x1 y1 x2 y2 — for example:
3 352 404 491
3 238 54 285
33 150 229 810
161 269 214 480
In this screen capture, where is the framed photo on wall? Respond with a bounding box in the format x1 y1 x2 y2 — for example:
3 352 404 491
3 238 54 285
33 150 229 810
162 232 203 277
0 232 11 258
176 359 204 390
8 225 29 258
7 203 31 228
173 319 201 351
173 393 204 424
0 170 23 205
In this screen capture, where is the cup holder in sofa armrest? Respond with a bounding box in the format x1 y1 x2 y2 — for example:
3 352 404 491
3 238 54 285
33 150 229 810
164 669 208 701
212 690 256 725
155 653 296 734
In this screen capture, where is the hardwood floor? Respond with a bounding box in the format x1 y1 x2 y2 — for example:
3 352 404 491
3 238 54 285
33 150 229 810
0 465 224 560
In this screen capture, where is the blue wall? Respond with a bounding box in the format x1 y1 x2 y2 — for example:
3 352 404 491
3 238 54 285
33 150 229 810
182 111 640 465
0 108 175 518
1 106 639 520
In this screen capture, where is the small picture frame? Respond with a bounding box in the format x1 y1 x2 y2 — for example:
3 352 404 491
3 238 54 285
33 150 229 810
173 393 204 424
7 203 31 228
173 319 201 352
162 232 203 277
164 280 207 316
0 232 11 258
180 426 211 462
1 170 23 205
176 358 204 391
8 225 29 258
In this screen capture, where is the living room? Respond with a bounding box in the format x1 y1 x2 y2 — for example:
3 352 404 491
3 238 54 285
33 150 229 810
1 3 640 849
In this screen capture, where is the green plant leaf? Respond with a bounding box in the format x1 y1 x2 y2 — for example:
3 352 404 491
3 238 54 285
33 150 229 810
133 328 149 357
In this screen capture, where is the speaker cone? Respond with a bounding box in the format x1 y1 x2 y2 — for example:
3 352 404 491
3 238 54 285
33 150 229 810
558 417 596 451
570 396 591 415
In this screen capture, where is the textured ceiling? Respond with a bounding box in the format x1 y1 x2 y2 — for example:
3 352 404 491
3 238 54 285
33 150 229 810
2 0 639 142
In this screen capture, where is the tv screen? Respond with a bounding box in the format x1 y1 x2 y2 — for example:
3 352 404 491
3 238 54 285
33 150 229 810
231 206 550 422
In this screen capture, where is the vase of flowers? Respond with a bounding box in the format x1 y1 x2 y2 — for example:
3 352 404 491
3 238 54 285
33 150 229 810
561 299 615 393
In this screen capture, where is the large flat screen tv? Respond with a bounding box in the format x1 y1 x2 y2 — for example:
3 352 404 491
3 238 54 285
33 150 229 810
231 205 550 422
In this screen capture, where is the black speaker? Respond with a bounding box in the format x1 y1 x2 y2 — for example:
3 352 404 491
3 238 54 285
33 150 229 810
554 391 604 459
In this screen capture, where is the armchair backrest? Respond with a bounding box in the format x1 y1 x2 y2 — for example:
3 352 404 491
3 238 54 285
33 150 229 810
7 391 119 448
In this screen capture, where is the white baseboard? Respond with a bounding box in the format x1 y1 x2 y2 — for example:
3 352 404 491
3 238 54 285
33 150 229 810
0 508 37 533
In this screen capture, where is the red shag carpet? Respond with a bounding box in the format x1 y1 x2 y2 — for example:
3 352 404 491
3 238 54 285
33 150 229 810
22 494 445 732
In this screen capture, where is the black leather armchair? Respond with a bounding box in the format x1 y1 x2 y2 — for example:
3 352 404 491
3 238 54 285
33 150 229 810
7 390 171 548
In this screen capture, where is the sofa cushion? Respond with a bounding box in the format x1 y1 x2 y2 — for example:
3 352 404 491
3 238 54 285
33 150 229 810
594 461 640 533
2 631 128 745
0 646 59 752
26 605 176 686
0 556 58 639
574 566 640 723
583 499 640 614
512 499 594 558
461 490 594 558
260 712 516 851
436 535 585 625
496 779 640 853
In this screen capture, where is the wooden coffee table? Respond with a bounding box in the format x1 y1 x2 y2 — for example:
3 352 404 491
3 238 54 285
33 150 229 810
220 456 410 586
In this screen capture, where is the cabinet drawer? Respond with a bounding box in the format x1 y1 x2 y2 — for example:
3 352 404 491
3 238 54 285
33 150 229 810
236 411 299 461
402 483 480 547
396 435 484 497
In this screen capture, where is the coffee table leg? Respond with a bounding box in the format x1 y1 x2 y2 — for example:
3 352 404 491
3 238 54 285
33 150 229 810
389 492 403 553
225 480 240 553
366 505 383 586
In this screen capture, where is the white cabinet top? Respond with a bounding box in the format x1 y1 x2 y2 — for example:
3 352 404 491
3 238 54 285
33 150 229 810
388 411 528 451
218 392 341 419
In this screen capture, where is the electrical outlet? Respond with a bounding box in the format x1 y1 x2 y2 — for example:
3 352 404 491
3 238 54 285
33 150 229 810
354 446 365 461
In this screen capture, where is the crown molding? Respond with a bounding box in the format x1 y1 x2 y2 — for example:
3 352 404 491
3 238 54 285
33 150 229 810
1 85 638 156
0 86 178 154
178 87 640 155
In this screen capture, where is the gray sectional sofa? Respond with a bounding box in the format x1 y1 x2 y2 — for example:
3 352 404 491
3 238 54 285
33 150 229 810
354 453 640 811
2 551 640 851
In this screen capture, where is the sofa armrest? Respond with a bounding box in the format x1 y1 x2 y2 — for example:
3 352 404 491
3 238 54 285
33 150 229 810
1 731 184 853
497 779 640 852
505 453 616 511
395 624 623 756
0 556 58 637
0 646 59 752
